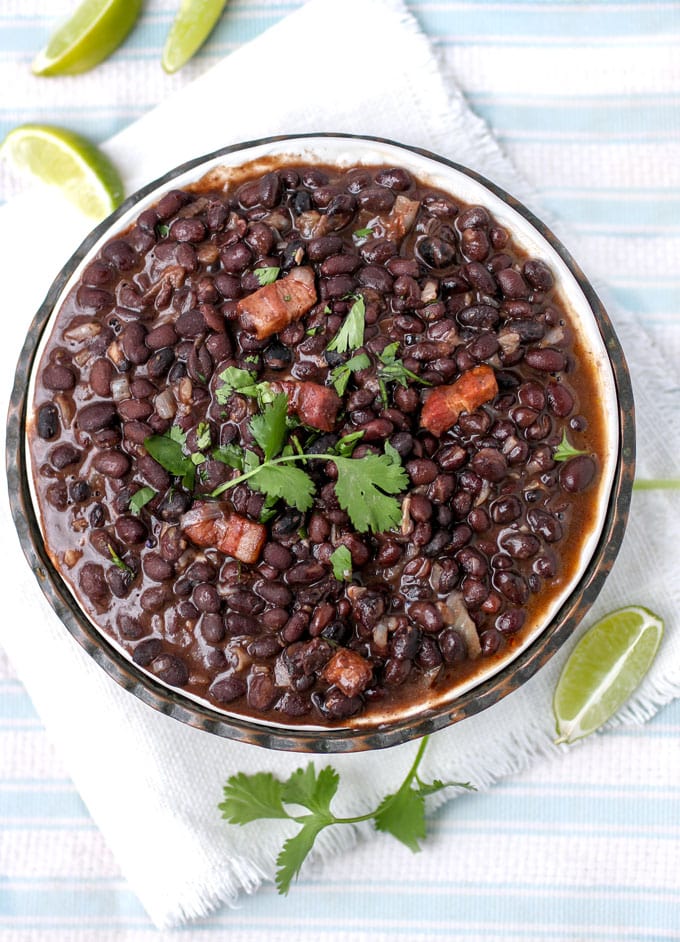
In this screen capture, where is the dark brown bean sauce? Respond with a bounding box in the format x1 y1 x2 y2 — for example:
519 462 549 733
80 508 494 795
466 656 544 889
28 161 604 725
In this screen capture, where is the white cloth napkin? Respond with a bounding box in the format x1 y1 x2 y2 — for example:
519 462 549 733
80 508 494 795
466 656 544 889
1 0 679 928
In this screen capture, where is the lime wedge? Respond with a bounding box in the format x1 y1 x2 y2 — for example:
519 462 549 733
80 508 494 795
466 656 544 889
162 0 228 74
1 124 124 220
32 0 143 76
553 605 664 745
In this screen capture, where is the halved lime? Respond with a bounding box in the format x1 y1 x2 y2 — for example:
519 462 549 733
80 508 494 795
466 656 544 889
32 0 143 77
1 124 124 220
162 0 228 74
553 605 664 745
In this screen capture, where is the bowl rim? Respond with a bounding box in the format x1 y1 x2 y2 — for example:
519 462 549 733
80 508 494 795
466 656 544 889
6 131 635 753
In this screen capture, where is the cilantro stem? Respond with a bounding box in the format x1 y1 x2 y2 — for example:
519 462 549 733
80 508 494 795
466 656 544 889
330 735 431 826
633 479 680 491
209 450 353 498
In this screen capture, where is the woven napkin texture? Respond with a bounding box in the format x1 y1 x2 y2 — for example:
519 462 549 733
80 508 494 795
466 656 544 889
1 0 679 928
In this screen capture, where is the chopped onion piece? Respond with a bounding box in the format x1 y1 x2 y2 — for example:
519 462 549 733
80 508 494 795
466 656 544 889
111 376 130 401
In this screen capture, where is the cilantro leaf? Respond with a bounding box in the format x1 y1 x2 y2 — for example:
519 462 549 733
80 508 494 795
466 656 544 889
326 295 366 354
248 463 316 513
329 352 370 396
195 421 211 450
216 366 260 404
144 431 195 490
156 223 170 238
374 785 426 853
333 444 408 533
554 429 588 462
282 764 340 816
212 443 244 470
219 772 288 825
249 393 289 462
377 342 431 405
129 486 155 515
415 778 475 798
253 266 280 286
276 817 328 896
332 430 364 457
353 226 373 241
330 545 353 581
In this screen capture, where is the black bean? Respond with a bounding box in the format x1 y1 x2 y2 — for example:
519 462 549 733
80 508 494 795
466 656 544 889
77 401 117 432
210 673 247 703
496 609 526 634
498 531 541 559
439 628 467 664
458 206 491 229
49 443 81 469
93 449 130 478
523 258 554 290
37 403 60 439
286 561 326 585
494 570 529 605
458 304 500 331
471 448 507 482
79 562 108 602
524 348 567 372
247 672 278 712
408 601 443 634
546 382 574 417
417 236 456 269
170 218 206 243
406 458 438 485
559 455 596 493
152 653 189 687
43 363 76 391
133 637 163 666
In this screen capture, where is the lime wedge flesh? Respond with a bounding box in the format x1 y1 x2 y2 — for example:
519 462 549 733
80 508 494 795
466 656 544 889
162 0 228 74
32 0 143 76
553 605 664 745
1 124 124 220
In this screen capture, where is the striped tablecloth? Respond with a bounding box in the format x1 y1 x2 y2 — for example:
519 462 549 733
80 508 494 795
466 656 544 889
1 2 679 939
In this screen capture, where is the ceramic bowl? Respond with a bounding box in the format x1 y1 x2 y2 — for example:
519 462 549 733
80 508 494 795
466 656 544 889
6 133 635 752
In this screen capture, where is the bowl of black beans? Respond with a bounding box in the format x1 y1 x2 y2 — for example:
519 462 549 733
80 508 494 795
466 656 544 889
7 133 635 752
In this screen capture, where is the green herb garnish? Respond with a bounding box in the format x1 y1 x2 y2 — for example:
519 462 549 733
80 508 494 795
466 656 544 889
215 366 260 403
329 352 371 396
212 443 245 471
330 545 353 581
353 226 373 241
129 486 155 515
156 223 170 238
377 342 431 406
209 400 406 534
108 544 132 574
554 429 588 462
195 421 211 451
253 266 280 287
219 736 473 895
326 295 365 354
144 428 196 490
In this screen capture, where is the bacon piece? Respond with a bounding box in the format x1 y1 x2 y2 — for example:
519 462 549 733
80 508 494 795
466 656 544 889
270 380 341 432
420 364 498 436
236 266 317 340
181 502 266 564
322 648 373 698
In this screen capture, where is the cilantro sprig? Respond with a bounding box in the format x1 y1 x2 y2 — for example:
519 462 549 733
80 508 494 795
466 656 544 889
327 295 366 354
377 342 431 406
553 429 588 462
219 736 473 895
209 396 407 533
129 486 155 515
329 352 370 396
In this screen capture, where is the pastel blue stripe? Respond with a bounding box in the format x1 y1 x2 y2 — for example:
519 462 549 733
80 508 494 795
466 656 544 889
2 883 680 936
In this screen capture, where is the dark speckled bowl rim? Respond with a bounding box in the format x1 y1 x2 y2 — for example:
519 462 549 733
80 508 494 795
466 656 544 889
6 132 635 753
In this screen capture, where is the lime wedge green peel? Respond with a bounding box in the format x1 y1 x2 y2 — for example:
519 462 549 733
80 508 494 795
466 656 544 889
553 605 664 745
32 0 143 76
1 124 124 220
162 0 228 74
